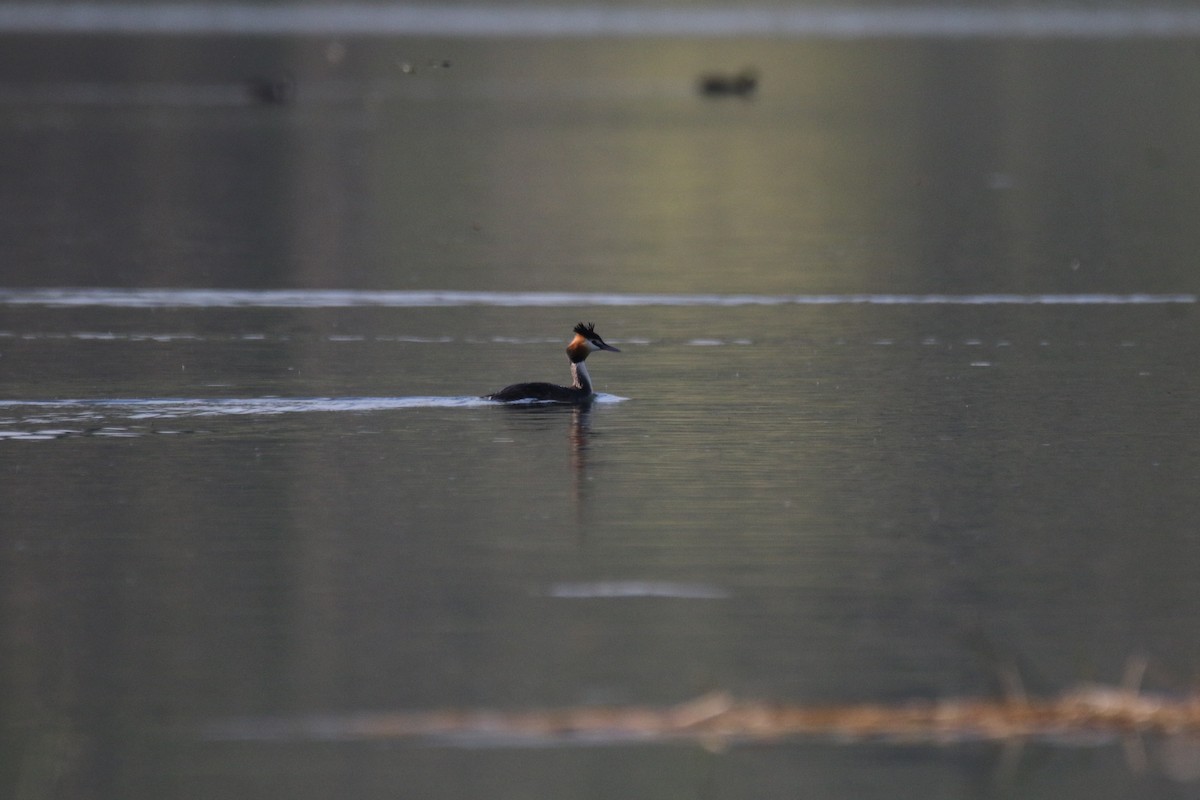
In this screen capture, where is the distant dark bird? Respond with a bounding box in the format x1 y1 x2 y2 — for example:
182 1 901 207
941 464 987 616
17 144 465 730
698 69 759 98
246 74 295 105
484 322 621 405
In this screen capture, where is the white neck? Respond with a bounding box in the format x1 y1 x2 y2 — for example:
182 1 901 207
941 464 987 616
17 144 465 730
571 360 592 393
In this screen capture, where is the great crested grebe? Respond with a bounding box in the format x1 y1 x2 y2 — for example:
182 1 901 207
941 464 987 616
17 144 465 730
484 322 620 404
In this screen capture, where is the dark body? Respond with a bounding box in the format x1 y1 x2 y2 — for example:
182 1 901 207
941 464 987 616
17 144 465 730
486 381 593 404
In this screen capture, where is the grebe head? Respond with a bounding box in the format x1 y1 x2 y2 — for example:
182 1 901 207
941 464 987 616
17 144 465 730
567 322 620 363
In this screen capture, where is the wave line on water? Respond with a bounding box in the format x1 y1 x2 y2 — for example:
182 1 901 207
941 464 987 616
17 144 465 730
4 4 1200 39
545 581 731 600
0 288 1193 309
0 393 627 425
0 396 488 421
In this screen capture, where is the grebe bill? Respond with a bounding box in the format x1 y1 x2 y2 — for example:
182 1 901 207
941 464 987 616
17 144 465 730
484 322 620 404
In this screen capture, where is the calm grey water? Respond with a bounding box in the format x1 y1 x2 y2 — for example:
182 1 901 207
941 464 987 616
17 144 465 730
4 17 1200 799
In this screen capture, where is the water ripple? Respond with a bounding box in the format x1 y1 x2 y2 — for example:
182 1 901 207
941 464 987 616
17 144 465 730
0 396 487 419
4 4 1200 39
0 394 628 433
545 581 731 600
0 288 1192 309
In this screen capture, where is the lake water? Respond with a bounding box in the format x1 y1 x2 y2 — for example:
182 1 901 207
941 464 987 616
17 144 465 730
4 8 1200 798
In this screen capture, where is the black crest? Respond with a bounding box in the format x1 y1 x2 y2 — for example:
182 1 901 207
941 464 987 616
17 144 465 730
573 322 597 337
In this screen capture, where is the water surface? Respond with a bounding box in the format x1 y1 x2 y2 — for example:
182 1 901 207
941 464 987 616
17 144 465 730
3 16 1200 800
